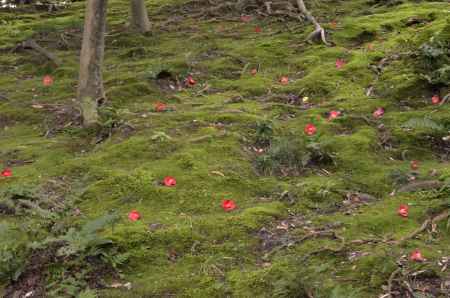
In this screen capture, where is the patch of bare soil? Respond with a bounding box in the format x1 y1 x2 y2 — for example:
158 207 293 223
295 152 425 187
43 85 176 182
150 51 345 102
4 246 59 298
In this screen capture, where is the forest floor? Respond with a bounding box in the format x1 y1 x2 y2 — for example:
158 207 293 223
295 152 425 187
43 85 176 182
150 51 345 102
1 0 450 297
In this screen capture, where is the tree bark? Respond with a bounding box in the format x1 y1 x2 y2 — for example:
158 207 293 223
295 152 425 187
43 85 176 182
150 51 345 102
77 0 108 127
130 0 151 33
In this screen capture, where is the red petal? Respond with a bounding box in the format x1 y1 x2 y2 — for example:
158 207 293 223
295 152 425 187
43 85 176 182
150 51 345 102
128 210 141 221
410 160 419 170
410 249 425 262
222 199 236 211
335 59 346 69
163 176 177 187
279 76 289 85
42 75 54 86
397 204 409 218
1 168 12 177
431 95 440 105
372 107 385 119
304 124 317 136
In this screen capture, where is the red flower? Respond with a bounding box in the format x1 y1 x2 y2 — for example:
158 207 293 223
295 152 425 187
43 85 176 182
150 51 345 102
330 20 337 29
304 123 317 136
410 249 425 262
367 43 374 51
431 95 440 105
372 107 385 119
254 26 262 33
397 204 409 218
128 210 141 221
222 199 236 212
328 110 341 121
240 15 252 22
1 168 12 177
279 76 289 85
154 102 167 112
250 68 258 76
185 75 197 87
42 75 54 86
335 59 346 69
410 160 419 171
163 176 177 187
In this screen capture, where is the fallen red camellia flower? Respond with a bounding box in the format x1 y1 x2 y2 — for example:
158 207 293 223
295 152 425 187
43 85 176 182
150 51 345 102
128 210 141 221
335 59 346 69
1 168 12 177
330 20 337 29
328 110 341 121
42 75 54 86
154 102 167 112
410 249 425 262
240 15 252 22
304 123 317 136
279 76 289 85
410 160 419 171
222 199 236 212
185 75 196 87
398 204 409 218
254 26 262 33
163 176 177 187
250 68 258 76
431 95 441 105
372 107 385 119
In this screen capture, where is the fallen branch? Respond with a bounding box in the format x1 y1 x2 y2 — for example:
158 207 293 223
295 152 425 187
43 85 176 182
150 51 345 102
295 0 329 45
15 39 62 66
387 267 402 298
397 180 444 193
396 210 450 245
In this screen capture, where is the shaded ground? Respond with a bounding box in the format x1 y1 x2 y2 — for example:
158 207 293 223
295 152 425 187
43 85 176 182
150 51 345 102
1 0 450 297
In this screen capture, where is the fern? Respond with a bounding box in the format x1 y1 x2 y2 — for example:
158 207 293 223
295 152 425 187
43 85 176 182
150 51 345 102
402 117 445 131
31 213 119 257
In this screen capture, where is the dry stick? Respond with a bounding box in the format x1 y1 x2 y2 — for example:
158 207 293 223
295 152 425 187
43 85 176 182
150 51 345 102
295 0 329 45
396 210 450 245
440 92 450 106
21 39 62 66
387 267 401 298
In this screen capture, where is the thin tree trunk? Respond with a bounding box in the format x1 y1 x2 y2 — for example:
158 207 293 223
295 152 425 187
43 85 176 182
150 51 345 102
130 0 151 33
77 0 108 127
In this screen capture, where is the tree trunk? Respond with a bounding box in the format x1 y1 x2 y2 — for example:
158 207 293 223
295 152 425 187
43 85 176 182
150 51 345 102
130 0 151 33
77 0 108 127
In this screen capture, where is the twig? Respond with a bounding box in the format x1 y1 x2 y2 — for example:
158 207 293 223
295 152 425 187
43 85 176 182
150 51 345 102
396 210 450 245
387 267 401 298
17 39 62 66
440 92 450 106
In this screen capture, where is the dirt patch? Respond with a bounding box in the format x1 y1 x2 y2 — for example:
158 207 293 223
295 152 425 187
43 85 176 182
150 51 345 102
4 246 59 298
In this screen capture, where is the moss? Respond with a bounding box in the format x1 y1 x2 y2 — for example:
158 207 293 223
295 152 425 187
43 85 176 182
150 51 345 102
2 0 450 296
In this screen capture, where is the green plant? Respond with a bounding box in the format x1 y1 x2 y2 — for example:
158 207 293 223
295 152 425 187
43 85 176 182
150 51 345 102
255 136 334 176
418 22 450 86
402 117 446 132
0 223 28 282
255 120 274 146
32 213 119 257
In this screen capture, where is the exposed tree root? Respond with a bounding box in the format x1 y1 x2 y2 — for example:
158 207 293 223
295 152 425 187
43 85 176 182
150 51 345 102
387 267 402 298
396 210 450 245
12 39 62 66
295 0 329 45
397 180 444 193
